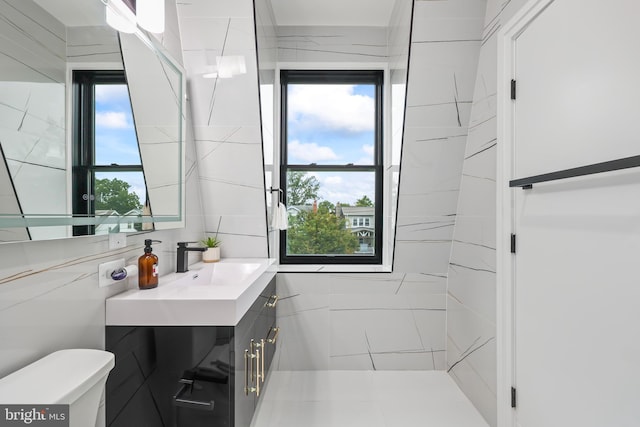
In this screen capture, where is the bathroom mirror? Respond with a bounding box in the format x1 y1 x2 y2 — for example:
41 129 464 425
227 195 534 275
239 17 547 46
0 0 185 242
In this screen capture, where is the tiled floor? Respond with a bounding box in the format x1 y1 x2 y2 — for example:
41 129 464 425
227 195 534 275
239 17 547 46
251 371 489 427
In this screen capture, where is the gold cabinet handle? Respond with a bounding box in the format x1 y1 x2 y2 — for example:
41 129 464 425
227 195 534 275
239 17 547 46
260 339 265 384
265 295 279 308
245 348 258 396
244 349 251 395
266 326 280 344
255 348 261 397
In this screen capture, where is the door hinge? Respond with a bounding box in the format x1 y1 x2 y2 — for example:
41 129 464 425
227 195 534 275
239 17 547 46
510 234 516 254
511 387 517 408
510 79 517 100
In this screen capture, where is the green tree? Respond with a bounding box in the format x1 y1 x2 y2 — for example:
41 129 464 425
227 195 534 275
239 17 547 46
287 171 319 206
355 195 374 207
317 200 335 214
95 178 142 215
287 210 358 255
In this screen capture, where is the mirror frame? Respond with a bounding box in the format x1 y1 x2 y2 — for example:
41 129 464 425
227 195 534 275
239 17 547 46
0 28 186 235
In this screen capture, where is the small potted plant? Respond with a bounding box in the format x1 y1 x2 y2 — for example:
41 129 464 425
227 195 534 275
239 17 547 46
201 235 221 263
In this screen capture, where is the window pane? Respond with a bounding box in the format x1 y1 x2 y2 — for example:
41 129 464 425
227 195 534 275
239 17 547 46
94 171 146 233
94 84 141 166
287 84 375 165
285 170 376 256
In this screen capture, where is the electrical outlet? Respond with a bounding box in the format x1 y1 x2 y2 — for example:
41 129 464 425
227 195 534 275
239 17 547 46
109 233 126 249
98 259 125 288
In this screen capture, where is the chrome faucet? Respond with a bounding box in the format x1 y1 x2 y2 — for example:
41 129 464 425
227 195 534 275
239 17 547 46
176 242 208 273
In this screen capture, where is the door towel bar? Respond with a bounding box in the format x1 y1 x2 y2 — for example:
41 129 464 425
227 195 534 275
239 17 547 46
509 154 640 189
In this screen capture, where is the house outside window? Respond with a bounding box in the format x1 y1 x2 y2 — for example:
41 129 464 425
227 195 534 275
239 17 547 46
280 70 383 264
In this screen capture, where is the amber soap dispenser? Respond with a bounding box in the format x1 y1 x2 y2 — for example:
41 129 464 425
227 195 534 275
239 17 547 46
138 239 160 289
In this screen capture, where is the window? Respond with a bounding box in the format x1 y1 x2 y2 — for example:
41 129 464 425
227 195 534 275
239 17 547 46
280 70 383 264
72 70 148 236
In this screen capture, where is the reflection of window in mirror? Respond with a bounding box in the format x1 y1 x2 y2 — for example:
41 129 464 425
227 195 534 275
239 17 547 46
72 70 150 236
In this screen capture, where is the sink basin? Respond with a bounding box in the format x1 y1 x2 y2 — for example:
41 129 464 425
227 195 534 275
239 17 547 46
106 258 276 326
175 262 264 287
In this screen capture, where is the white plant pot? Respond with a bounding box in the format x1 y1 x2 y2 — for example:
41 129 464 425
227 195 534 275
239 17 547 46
202 247 220 263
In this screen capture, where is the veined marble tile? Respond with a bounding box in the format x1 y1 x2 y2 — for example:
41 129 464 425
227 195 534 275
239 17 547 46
398 139 467 195
0 1 65 60
330 308 425 356
66 26 121 64
197 141 265 185
199 181 265 216
395 216 457 242
274 304 330 371
393 240 453 275
277 26 388 63
447 250 496 323
462 142 497 183
180 16 255 51
396 273 448 295
9 162 66 217
455 173 497 218
404 101 473 128
451 215 496 250
188 69 261 127
372 350 446 370
446 297 496 389
326 273 403 295
177 0 254 19
396 188 460 217
405 43 481 108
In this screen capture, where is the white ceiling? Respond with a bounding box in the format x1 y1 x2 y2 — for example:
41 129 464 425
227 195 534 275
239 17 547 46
270 0 397 27
33 0 105 27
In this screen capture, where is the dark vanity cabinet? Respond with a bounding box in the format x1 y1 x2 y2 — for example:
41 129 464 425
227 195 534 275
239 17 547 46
105 278 278 427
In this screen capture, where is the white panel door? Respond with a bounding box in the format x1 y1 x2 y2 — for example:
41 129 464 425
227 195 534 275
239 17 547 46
512 1 640 426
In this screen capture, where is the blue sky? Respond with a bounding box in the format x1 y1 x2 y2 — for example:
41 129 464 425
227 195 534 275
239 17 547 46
94 84 147 204
287 84 376 205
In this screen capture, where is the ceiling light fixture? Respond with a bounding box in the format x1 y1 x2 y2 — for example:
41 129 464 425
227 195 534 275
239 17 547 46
104 0 136 33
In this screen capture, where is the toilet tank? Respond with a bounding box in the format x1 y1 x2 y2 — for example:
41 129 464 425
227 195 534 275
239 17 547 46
0 349 115 427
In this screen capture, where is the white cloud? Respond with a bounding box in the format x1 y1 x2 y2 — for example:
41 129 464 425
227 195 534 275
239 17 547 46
96 111 131 129
324 176 343 185
317 172 375 205
289 85 374 133
95 85 129 102
354 144 375 165
289 140 338 163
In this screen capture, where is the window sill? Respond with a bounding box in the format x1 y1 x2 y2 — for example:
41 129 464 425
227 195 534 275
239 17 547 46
276 264 392 273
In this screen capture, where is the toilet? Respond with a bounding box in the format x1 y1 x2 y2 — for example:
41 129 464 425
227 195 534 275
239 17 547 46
0 349 115 427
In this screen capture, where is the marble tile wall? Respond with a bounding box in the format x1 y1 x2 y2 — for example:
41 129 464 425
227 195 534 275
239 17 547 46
0 0 67 241
275 272 448 371
272 0 485 371
445 1 529 425
66 26 122 64
0 0 206 380
276 26 388 63
176 0 269 259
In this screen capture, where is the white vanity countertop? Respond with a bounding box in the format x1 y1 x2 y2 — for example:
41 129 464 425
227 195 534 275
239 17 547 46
106 258 276 326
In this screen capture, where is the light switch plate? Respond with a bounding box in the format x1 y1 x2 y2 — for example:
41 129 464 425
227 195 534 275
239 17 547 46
109 233 126 249
99 259 125 288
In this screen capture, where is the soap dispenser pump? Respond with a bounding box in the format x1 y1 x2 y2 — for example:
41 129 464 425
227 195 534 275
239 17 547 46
138 239 161 289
